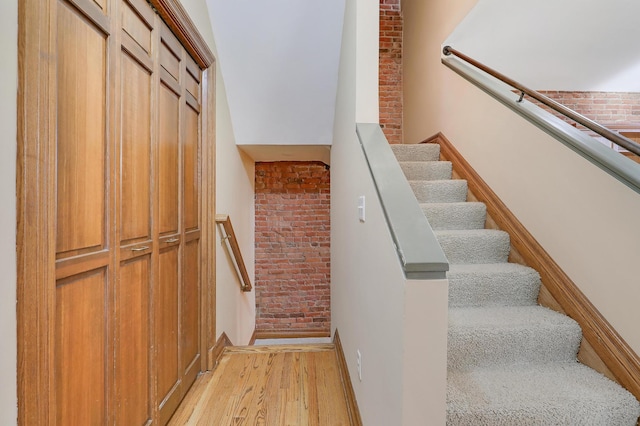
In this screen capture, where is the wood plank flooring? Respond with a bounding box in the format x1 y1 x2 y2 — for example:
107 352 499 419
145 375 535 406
168 344 352 425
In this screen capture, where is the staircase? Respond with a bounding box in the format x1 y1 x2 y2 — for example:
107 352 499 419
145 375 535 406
391 143 640 425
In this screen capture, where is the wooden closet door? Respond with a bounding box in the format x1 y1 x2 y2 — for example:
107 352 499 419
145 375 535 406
155 24 203 424
156 25 184 424
116 0 156 424
19 0 215 423
182 56 203 393
54 0 111 424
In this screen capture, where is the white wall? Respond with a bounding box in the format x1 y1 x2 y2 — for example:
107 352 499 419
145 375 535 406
214 76 256 345
404 0 640 356
333 1 405 423
181 0 257 345
0 1 17 423
444 0 640 91
355 0 379 123
205 0 345 147
331 0 447 423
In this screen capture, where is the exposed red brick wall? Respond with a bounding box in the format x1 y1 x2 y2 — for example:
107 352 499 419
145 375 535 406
534 91 640 127
380 0 403 144
254 162 331 333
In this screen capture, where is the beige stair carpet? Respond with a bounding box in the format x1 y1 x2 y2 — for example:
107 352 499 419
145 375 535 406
391 143 640 425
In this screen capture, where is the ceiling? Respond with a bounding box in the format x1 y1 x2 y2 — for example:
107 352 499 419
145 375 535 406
205 0 346 153
445 0 640 92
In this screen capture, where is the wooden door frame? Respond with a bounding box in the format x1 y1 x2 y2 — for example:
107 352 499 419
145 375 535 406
17 0 216 424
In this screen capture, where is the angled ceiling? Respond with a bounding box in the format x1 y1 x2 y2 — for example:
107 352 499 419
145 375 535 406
445 0 640 92
206 0 346 148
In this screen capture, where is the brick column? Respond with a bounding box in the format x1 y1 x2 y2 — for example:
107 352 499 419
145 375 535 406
380 0 403 144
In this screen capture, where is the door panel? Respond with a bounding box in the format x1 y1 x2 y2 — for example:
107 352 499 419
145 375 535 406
160 38 181 83
184 104 199 231
158 85 180 236
185 70 199 102
121 0 152 55
156 246 180 405
56 0 108 257
120 52 152 244
182 238 200 376
116 256 152 425
55 269 107 425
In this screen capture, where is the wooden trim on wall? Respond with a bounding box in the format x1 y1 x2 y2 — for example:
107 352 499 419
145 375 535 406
248 328 258 346
17 1 57 424
333 330 363 426
208 332 233 371
254 329 332 340
201 65 217 372
430 132 640 402
148 0 214 69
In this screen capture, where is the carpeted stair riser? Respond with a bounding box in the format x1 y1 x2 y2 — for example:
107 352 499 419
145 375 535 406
421 202 486 231
392 144 640 424
400 161 453 181
390 143 441 162
447 263 541 308
448 306 582 370
434 230 510 264
448 363 640 425
409 180 468 203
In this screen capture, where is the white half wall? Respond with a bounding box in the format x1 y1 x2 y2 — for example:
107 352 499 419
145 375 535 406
205 0 346 147
444 0 640 91
1 0 17 423
404 0 640 356
331 0 447 423
181 0 256 345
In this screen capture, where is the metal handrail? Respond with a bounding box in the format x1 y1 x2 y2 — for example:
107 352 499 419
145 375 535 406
443 46 640 157
215 214 252 292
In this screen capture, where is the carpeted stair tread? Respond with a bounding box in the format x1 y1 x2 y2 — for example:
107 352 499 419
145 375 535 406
392 141 640 423
435 229 510 264
447 362 640 425
448 263 541 307
421 202 486 230
390 143 440 162
448 306 582 370
400 161 453 181
410 180 468 203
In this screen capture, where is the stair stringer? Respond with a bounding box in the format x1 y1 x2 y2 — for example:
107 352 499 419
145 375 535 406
426 131 640 406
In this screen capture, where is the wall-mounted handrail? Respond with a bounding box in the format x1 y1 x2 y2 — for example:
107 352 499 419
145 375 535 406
443 46 640 157
356 123 449 279
215 214 252 292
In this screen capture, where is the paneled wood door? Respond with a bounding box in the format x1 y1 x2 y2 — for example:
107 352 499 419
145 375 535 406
154 22 204 424
17 0 216 424
117 2 156 424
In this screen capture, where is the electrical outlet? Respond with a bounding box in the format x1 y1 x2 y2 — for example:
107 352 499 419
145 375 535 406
356 350 362 381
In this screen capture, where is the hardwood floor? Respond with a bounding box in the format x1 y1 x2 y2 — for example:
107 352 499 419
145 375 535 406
169 344 352 425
